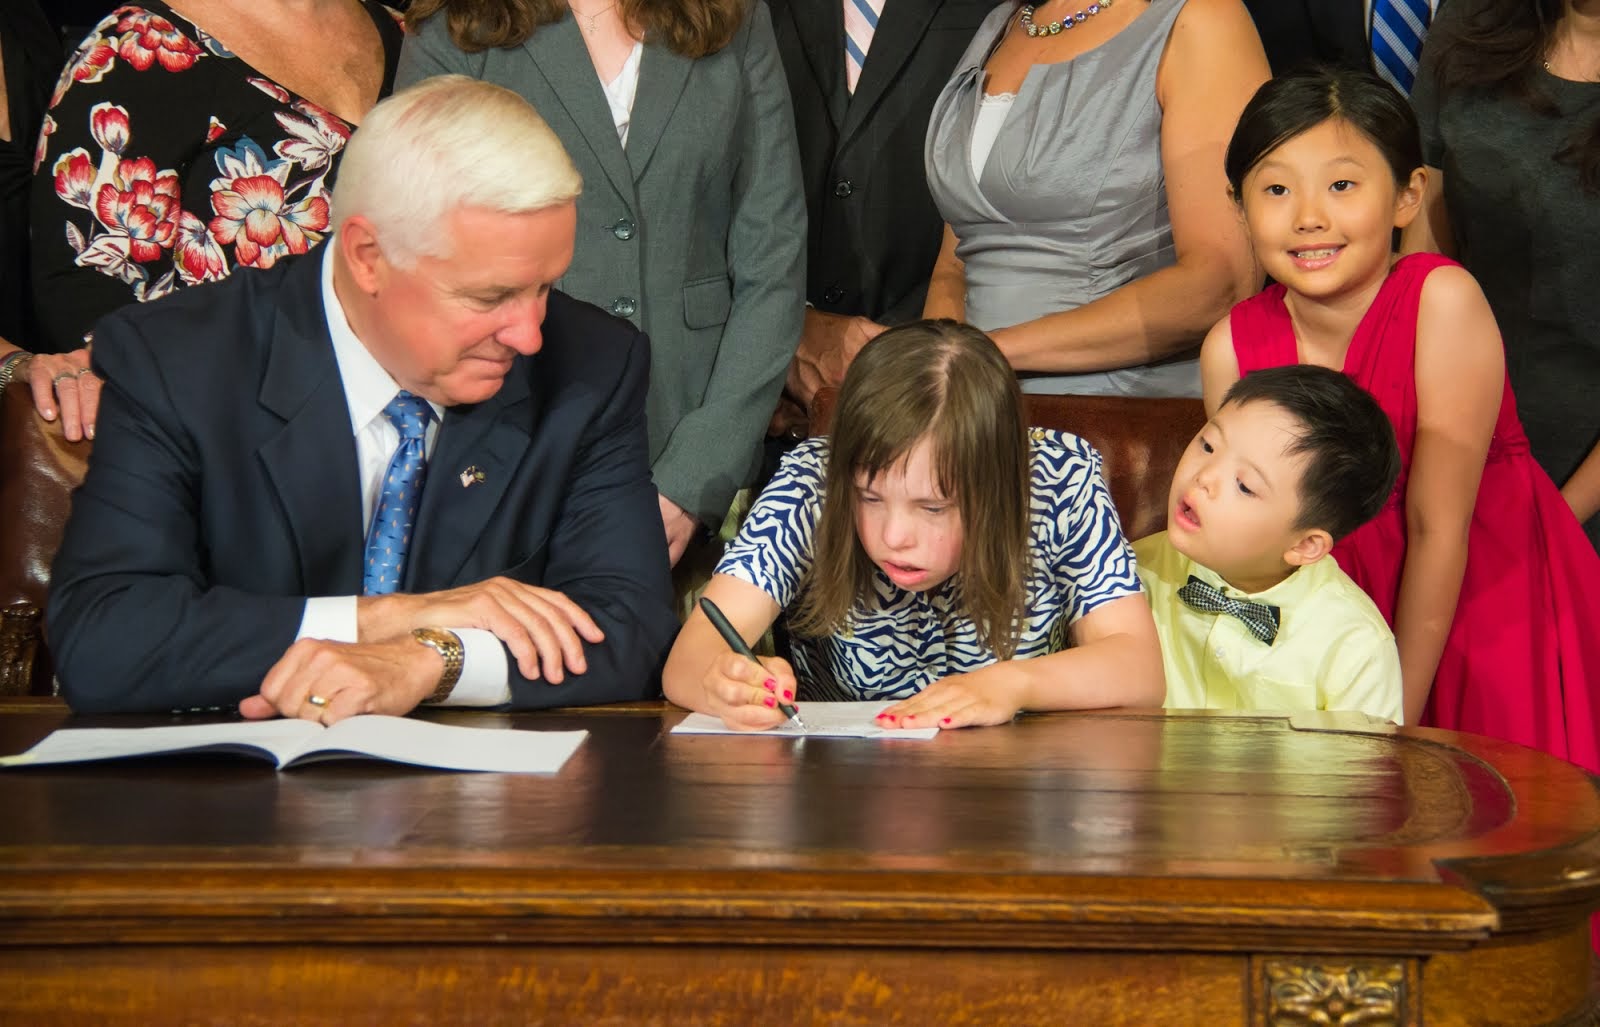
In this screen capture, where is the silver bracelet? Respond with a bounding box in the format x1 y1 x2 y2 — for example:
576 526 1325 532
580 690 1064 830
0 351 32 394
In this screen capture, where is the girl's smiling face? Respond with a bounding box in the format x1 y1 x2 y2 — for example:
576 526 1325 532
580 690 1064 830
1239 117 1425 305
853 435 966 593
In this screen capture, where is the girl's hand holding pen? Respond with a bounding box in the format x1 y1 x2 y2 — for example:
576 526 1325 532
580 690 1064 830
701 652 800 731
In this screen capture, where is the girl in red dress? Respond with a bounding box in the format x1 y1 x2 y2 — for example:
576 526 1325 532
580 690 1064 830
1200 68 1599 777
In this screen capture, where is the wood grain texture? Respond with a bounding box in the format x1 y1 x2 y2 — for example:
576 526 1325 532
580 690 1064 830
0 704 1595 1025
0 946 1253 1026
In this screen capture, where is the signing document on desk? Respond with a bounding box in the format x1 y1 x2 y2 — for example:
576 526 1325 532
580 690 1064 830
661 322 1166 732
673 703 939 739
44 78 678 723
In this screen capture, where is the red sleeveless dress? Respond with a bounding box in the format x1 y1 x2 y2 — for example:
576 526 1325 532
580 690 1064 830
1230 253 1600 776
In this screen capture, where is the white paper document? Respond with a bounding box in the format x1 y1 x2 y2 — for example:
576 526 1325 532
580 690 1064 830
671 701 940 739
0 715 587 773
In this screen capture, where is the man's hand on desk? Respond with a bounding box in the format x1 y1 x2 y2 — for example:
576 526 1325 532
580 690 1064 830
356 578 605 683
242 637 438 723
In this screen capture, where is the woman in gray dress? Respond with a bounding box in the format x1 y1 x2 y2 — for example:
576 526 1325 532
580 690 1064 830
1404 0 1600 550
922 0 1269 396
399 0 806 567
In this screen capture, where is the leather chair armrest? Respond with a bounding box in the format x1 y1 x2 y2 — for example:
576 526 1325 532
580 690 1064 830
0 375 91 695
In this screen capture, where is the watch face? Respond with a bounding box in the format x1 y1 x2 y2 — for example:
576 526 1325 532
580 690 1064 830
413 629 464 702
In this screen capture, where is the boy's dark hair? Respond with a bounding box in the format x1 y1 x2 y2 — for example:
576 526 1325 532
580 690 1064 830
1221 366 1400 542
1225 68 1423 196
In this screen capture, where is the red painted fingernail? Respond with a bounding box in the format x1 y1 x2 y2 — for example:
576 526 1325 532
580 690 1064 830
782 689 793 700
764 697 776 708
941 717 952 725
763 678 777 692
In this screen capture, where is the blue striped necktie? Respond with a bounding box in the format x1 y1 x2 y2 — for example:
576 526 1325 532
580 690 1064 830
1372 0 1432 96
363 391 433 596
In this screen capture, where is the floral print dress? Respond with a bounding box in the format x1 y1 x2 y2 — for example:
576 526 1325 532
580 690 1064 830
29 1 402 353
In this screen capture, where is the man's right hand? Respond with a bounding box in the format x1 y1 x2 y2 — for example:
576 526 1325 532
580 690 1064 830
357 578 604 683
242 635 440 723
783 308 886 411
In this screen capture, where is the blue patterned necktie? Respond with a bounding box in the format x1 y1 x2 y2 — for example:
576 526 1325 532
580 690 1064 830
1177 575 1281 646
363 391 433 596
1372 0 1432 96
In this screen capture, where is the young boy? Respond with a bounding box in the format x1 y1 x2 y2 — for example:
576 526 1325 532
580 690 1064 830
1134 365 1404 721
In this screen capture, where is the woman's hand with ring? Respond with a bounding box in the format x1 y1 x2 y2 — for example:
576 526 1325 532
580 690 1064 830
27 346 99 441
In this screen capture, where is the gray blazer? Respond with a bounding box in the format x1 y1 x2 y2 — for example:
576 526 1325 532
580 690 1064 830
399 4 807 525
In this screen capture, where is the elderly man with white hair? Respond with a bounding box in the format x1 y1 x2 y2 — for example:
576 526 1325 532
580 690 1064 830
47 75 679 721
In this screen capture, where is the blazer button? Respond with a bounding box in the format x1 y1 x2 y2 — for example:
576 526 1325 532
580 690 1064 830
822 285 845 304
612 218 635 241
611 296 637 318
833 179 853 198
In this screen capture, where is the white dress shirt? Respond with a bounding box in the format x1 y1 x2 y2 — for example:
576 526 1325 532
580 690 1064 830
602 41 645 147
293 245 511 706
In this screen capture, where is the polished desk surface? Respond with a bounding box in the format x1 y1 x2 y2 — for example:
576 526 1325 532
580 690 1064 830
0 699 1597 1026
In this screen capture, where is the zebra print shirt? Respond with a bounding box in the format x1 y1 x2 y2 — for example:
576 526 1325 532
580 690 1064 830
717 430 1142 702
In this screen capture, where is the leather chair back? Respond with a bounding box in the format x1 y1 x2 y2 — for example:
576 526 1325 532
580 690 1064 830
0 377 90 695
808 388 1205 542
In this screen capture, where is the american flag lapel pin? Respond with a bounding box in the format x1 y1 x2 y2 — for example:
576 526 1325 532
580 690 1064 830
459 466 486 488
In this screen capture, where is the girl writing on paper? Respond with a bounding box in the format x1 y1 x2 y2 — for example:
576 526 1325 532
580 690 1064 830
662 320 1165 731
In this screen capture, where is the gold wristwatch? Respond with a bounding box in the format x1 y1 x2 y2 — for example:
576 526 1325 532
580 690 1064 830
412 627 464 704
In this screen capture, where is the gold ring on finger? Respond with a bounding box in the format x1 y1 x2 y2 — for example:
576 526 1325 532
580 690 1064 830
51 371 75 385
306 693 330 708
74 367 94 377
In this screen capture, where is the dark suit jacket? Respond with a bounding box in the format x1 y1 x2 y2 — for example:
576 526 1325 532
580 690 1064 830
47 251 680 714
1244 0 1369 76
770 0 995 324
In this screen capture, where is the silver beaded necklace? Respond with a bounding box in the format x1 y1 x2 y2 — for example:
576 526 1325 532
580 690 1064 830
1019 0 1115 38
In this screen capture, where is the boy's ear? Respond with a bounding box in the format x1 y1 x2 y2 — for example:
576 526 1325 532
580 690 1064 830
1392 166 1428 229
1282 528 1334 568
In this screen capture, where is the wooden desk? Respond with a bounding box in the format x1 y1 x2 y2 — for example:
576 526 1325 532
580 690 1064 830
0 699 1596 1026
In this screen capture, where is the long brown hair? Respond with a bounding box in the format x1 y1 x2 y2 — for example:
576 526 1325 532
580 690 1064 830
1426 0 1600 192
789 320 1032 659
405 0 747 58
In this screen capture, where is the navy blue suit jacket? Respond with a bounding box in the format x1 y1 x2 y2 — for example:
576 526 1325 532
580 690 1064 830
48 251 679 714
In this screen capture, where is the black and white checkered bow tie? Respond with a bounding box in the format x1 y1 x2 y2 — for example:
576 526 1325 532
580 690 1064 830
1176 575 1281 645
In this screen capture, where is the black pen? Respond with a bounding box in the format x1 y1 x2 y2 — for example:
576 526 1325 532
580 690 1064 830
697 596 808 731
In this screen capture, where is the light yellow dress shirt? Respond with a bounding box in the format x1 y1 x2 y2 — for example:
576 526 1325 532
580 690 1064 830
1133 532 1403 723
